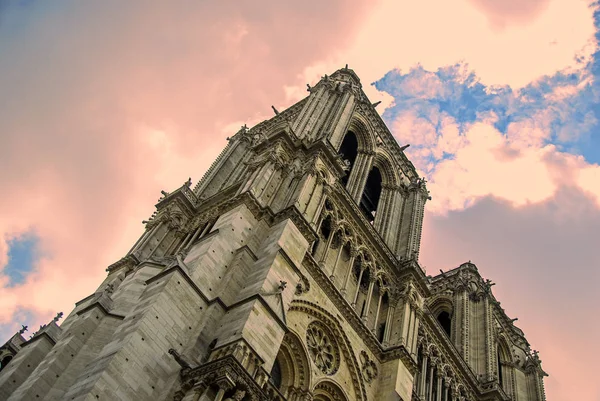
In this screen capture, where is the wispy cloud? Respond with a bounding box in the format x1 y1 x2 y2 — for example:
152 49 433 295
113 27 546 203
374 58 600 213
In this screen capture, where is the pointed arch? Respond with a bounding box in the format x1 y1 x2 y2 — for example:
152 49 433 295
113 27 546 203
288 300 367 401
344 116 376 154
271 330 312 395
313 378 350 401
429 296 454 339
372 150 400 188
497 333 515 395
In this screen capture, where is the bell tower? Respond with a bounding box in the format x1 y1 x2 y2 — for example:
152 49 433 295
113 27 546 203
0 67 546 401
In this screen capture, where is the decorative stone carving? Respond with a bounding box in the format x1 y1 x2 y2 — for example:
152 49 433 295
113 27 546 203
359 351 378 384
224 389 246 401
306 321 340 375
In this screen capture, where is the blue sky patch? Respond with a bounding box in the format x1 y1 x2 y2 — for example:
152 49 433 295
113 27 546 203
3 232 41 287
373 5 600 165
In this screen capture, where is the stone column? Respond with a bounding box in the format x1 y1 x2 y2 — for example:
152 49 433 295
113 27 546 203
385 186 404 247
147 224 170 258
443 381 450 401
373 292 383 332
319 228 337 266
175 231 193 253
419 353 428 399
294 172 315 211
341 249 357 296
362 277 376 322
484 295 497 382
164 232 182 255
347 150 374 202
352 267 366 307
382 299 396 345
271 167 295 209
436 375 443 401
238 160 265 195
330 239 345 279
257 162 279 199
213 378 234 401
427 365 435 401
411 308 423 356
184 222 205 251
133 221 162 253
310 185 330 227
302 173 320 214
373 186 390 232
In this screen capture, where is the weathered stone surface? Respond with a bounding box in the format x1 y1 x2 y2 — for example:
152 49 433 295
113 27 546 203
0 68 546 401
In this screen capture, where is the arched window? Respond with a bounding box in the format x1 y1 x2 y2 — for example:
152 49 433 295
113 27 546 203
360 167 382 223
339 131 358 186
497 345 503 387
269 358 282 389
437 311 452 337
497 339 512 393
320 216 332 240
0 355 12 372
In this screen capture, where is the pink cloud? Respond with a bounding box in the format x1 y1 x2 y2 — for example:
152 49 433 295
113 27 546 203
467 0 551 30
420 189 600 401
0 0 378 329
0 2 597 400
294 0 595 95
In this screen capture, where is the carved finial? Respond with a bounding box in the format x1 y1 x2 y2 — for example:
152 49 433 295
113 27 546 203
278 281 288 292
160 190 169 197
372 101 381 108
345 64 348 69
510 317 519 323
271 105 279 115
19 325 28 335
53 312 63 323
184 178 192 187
307 83 312 91
399 144 410 151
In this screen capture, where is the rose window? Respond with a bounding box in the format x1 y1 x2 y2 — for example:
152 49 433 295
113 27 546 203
306 321 340 375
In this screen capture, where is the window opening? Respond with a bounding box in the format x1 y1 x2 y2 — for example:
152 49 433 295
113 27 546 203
437 311 452 337
498 346 504 387
339 131 358 186
269 358 282 389
360 167 382 223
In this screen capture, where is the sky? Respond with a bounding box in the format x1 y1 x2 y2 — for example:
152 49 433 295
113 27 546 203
0 0 598 400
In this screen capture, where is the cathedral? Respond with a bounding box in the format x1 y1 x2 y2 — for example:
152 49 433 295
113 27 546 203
0 68 547 401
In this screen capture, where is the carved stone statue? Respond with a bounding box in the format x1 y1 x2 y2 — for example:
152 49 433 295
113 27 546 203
224 389 246 401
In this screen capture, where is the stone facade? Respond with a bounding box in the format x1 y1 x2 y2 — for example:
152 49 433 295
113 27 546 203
0 68 547 401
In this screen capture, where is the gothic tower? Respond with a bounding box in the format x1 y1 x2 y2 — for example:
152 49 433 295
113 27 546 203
0 68 547 401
